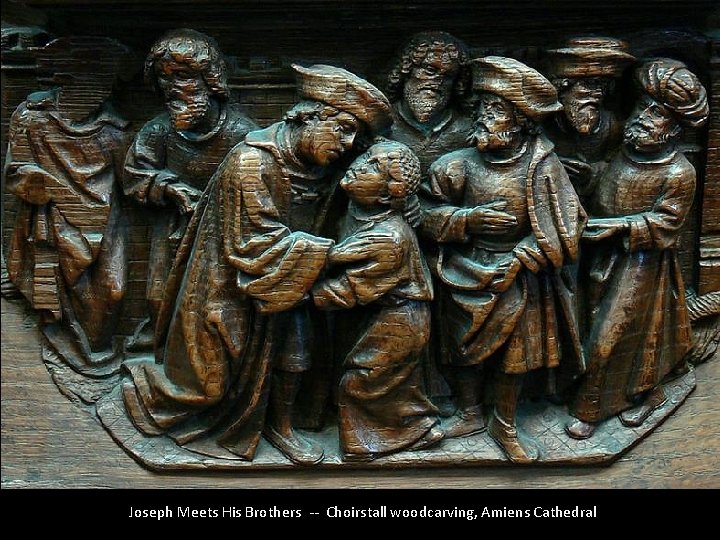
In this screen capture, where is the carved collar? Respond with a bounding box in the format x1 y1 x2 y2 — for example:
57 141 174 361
622 144 677 165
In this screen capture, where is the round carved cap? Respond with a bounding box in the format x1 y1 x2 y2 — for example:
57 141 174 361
472 56 563 121
547 37 635 78
293 63 392 133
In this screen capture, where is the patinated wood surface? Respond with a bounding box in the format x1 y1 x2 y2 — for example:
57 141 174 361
2 296 718 487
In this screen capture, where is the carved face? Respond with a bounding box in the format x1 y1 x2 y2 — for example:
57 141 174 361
472 93 523 152
155 60 211 131
558 77 609 134
341 146 394 207
403 54 457 124
297 112 360 167
624 95 679 153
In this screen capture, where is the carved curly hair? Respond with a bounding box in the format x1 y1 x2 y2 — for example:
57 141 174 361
144 28 229 100
371 139 422 226
386 31 471 106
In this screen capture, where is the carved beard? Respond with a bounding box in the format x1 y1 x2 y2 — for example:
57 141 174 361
472 124 522 152
403 78 451 124
566 100 601 135
624 122 669 151
167 90 210 132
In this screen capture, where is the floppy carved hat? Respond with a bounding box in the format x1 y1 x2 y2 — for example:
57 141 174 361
547 37 635 78
472 56 563 121
293 63 392 134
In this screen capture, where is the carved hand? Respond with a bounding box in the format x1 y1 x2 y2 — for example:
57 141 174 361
327 235 385 265
583 217 629 241
466 201 518 234
488 256 523 292
165 182 202 215
10 164 56 205
513 237 549 273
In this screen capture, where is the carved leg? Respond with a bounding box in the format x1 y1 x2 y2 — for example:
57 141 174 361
619 386 667 428
439 365 486 438
488 372 539 464
264 370 324 465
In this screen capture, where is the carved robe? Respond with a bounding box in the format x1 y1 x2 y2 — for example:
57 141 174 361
123 103 257 322
420 136 586 378
571 148 695 422
313 209 437 457
122 123 334 460
5 89 130 370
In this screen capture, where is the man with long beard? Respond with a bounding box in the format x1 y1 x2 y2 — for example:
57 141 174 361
123 29 257 349
566 59 708 440
544 37 635 203
386 31 473 174
420 57 586 462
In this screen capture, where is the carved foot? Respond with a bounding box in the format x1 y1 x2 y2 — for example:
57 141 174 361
263 425 324 465
565 418 597 440
440 404 486 438
408 424 445 452
488 412 539 464
619 387 667 428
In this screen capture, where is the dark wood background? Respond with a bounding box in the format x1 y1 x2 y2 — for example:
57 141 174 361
2 0 719 488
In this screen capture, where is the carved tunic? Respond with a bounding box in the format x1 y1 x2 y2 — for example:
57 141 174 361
122 103 257 319
313 209 437 456
571 148 695 422
5 89 129 354
390 102 473 174
122 123 334 460
420 137 586 376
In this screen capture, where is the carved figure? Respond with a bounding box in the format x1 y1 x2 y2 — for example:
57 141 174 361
566 59 709 439
119 64 392 465
420 57 586 462
545 37 635 201
5 36 131 373
123 29 257 349
386 31 473 174
312 140 441 460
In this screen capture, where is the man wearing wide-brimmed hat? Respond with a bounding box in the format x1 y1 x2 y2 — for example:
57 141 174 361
566 58 708 440
544 37 635 200
117 64 392 465
420 56 586 463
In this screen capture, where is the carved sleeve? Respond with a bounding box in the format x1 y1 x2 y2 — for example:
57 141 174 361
419 156 471 243
312 229 405 309
624 165 696 252
4 103 58 205
122 119 171 206
219 147 333 314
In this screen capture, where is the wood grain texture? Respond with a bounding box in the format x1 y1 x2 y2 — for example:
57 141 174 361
2 296 718 488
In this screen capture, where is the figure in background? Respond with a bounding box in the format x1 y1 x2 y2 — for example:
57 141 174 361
5 36 132 375
312 140 442 461
421 57 586 462
123 28 257 350
386 31 473 174
119 64 392 465
544 37 635 203
566 59 709 439
386 31 473 415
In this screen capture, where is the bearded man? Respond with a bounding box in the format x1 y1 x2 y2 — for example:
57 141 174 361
566 59 709 440
387 31 473 174
123 29 257 348
544 37 635 202
420 57 586 463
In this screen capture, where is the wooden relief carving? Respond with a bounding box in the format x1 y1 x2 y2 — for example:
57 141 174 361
1 4 717 472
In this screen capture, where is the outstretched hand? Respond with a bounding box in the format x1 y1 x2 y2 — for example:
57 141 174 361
165 182 202 215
